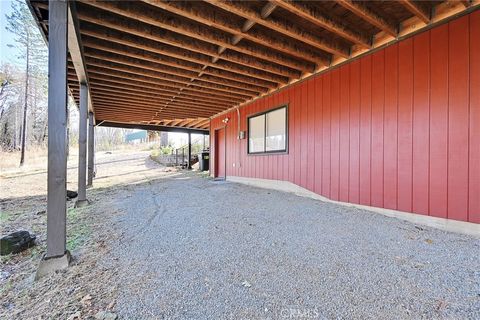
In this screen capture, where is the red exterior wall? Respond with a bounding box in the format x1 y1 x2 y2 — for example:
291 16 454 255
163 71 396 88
210 12 480 224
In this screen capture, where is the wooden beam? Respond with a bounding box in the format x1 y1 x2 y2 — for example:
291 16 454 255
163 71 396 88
83 60 260 97
97 121 209 133
206 0 346 59
87 112 94 187
82 67 253 100
67 1 94 114
81 77 242 105
274 0 370 48
336 0 397 37
80 25 289 84
76 83 88 204
143 0 328 66
69 73 245 104
46 0 68 260
83 92 227 113
85 97 225 117
85 86 234 109
73 91 227 114
397 0 431 24
82 39 277 89
78 1 312 74
82 50 270 93
91 100 221 117
93 105 212 120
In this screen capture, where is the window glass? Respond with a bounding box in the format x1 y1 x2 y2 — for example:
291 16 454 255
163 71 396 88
248 114 265 153
248 106 287 154
266 107 286 151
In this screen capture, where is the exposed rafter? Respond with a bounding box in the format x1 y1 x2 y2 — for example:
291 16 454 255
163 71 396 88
336 0 397 37
273 0 371 48
397 0 431 24
143 0 326 67
78 0 312 74
206 0 346 59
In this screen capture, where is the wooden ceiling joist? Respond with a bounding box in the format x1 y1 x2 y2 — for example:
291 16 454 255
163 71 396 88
91 100 221 119
82 41 277 89
93 103 213 119
336 0 397 37
79 27 289 85
85 92 226 114
81 67 253 100
397 0 431 24
78 1 312 74
273 0 371 48
82 51 270 94
86 86 233 109
206 0 346 59
80 78 242 106
84 63 258 99
75 12 301 80
68 73 245 104
143 0 328 67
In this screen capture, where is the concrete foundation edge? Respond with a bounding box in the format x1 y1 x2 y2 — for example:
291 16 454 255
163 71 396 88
74 199 90 208
35 251 72 280
226 176 480 238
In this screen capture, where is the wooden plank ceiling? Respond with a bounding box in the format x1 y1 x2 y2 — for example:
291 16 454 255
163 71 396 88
29 0 478 130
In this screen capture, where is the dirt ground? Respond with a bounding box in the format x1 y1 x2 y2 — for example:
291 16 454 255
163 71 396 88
0 150 178 319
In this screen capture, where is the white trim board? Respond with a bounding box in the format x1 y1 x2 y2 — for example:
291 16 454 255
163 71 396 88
226 176 480 238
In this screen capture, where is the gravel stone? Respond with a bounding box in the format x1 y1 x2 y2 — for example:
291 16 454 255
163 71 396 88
111 172 480 319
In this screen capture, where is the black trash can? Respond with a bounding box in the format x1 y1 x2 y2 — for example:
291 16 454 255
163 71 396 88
198 151 210 171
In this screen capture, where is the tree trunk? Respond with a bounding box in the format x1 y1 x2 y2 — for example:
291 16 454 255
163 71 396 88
20 33 30 166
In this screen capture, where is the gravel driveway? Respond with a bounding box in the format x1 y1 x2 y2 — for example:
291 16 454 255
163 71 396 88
110 170 479 319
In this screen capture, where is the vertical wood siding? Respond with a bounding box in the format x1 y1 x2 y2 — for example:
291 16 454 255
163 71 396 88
210 12 480 224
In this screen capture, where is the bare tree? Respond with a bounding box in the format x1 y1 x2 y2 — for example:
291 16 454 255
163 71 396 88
5 0 47 165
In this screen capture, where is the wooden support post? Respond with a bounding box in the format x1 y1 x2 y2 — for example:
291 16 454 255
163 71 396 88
188 132 192 169
87 112 94 187
76 83 88 207
37 0 71 279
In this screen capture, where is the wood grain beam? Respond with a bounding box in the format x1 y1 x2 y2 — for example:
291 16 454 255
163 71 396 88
80 25 289 84
82 37 277 89
143 0 328 66
84 60 259 98
97 121 210 132
336 0 397 37
93 102 214 119
82 66 254 100
192 118 211 129
86 86 233 109
206 0 346 59
78 1 312 74
82 49 270 93
397 0 431 24
90 97 224 116
84 91 226 113
69 72 245 104
73 88 228 113
274 0 371 48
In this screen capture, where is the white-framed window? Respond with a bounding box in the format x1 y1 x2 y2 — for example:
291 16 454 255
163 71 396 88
248 105 287 154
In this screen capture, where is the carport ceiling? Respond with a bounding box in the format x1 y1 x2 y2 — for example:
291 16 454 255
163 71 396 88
29 0 478 130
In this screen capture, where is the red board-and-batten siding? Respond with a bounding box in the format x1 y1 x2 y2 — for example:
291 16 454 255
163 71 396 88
210 12 480 224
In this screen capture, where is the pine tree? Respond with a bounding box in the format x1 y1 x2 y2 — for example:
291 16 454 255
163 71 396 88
5 0 47 165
